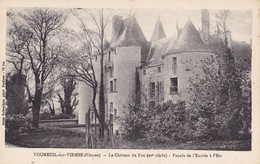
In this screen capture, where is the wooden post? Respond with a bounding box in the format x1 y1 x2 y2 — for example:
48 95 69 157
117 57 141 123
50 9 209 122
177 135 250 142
109 114 114 148
85 108 91 148
94 114 97 148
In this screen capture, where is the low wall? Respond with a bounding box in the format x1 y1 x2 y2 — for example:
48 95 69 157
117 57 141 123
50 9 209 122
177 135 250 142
39 119 78 128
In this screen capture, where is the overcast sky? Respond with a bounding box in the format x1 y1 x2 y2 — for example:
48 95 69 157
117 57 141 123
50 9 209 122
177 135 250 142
10 8 252 44
104 9 252 43
68 9 251 43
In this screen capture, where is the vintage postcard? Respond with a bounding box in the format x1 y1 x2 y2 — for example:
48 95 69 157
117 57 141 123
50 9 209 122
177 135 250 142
0 0 259 163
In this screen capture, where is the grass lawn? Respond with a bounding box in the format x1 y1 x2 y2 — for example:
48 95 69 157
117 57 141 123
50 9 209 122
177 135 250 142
113 138 251 151
6 128 86 148
6 128 251 150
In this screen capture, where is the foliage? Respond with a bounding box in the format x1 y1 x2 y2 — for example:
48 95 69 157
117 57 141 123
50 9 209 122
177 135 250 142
39 112 76 120
39 112 52 120
6 72 28 115
122 101 187 143
186 37 251 140
7 127 86 148
57 75 78 116
52 113 76 119
5 114 30 142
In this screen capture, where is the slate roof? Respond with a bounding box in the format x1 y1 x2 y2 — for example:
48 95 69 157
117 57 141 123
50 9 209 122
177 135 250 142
144 19 213 67
110 16 212 65
164 19 212 56
150 16 166 42
110 15 150 62
145 37 171 66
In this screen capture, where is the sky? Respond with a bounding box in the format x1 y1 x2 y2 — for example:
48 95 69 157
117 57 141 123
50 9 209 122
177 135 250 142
8 8 252 44
67 9 252 44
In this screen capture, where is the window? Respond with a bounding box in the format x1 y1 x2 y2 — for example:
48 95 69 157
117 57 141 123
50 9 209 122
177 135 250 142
91 111 94 120
114 109 118 119
143 69 146 75
108 51 111 62
113 79 117 91
110 81 113 92
170 77 178 94
172 57 177 74
158 67 161 73
150 82 155 97
158 81 164 96
156 81 160 97
109 64 114 77
110 79 117 92
110 102 113 112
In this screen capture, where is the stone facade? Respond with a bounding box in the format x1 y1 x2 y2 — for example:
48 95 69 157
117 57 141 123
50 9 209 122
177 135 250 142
77 10 227 132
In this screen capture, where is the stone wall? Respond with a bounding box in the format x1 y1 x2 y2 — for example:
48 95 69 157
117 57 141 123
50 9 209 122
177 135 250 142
39 119 78 128
140 51 215 106
77 46 142 132
107 46 141 132
163 51 215 104
140 63 164 105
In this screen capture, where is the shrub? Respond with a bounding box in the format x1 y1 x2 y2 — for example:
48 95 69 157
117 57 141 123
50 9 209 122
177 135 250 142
39 112 52 120
122 101 187 143
39 112 76 120
5 114 30 141
121 105 151 140
52 113 70 119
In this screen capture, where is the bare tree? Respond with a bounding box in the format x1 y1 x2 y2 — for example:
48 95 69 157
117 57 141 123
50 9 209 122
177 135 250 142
7 8 67 128
68 8 111 138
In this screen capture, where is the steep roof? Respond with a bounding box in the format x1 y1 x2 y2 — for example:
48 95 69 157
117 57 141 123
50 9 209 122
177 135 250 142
110 15 150 62
165 19 211 56
145 37 171 65
150 16 166 42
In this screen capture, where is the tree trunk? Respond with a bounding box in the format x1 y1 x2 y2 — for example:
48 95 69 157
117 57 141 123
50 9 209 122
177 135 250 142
99 9 106 139
32 86 43 128
99 62 105 138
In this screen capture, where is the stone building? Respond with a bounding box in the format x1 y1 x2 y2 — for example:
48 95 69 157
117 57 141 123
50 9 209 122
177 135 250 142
140 17 214 107
77 10 250 133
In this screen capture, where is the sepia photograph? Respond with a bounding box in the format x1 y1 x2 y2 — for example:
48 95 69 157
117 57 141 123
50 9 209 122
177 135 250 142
4 7 252 151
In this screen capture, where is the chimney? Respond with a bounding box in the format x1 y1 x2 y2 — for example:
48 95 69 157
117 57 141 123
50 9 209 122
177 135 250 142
111 15 123 42
201 9 210 43
226 31 232 49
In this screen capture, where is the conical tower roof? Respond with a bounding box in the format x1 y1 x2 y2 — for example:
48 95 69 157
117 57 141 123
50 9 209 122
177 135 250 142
150 16 166 42
111 15 147 47
165 19 211 55
110 15 150 62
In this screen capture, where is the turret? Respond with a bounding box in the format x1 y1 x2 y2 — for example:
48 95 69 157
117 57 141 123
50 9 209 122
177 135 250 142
111 15 123 43
150 15 166 42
